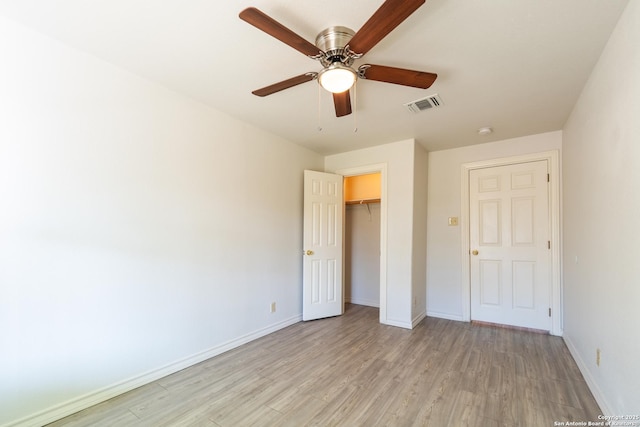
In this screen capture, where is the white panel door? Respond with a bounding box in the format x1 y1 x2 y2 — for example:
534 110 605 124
470 161 550 330
303 170 343 321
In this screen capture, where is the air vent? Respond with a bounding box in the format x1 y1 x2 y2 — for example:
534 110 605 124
404 94 444 113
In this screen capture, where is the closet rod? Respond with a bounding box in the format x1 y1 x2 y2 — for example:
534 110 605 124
345 198 381 205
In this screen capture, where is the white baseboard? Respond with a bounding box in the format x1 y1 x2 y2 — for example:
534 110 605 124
4 314 302 427
382 318 413 329
412 310 426 328
563 335 612 416
426 310 465 322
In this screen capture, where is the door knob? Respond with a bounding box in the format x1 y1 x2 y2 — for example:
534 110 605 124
306 250 314 256
472 250 479 256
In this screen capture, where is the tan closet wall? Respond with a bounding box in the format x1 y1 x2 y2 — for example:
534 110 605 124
344 173 381 204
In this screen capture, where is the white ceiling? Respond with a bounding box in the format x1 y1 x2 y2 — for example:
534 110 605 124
0 0 630 155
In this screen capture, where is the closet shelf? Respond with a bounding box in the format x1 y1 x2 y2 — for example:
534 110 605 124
345 198 381 205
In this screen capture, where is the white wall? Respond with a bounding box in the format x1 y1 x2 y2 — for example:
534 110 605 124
562 0 640 414
325 140 416 328
426 132 562 320
345 203 381 307
0 17 322 426
412 143 428 324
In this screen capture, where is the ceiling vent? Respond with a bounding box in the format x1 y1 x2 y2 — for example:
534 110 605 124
404 94 444 113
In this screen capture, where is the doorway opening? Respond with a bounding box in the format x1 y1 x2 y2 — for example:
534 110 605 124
336 164 388 324
345 173 381 309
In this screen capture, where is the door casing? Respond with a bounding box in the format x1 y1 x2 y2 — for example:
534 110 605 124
461 150 562 336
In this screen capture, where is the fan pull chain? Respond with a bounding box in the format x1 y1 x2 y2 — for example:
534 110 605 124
353 80 358 133
317 83 323 132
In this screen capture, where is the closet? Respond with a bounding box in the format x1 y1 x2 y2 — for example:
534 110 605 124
344 173 381 308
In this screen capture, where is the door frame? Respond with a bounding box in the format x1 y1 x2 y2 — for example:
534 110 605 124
335 163 388 325
460 150 562 336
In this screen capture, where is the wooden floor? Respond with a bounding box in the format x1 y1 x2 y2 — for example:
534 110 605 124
48 304 601 426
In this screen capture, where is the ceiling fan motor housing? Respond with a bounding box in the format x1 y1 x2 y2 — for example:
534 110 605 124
315 26 356 67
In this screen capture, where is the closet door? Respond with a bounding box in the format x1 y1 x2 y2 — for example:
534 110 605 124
469 160 551 330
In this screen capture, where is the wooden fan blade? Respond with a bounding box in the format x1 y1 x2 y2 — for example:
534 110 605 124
359 64 437 89
239 7 321 57
348 0 425 56
252 73 317 97
333 91 352 117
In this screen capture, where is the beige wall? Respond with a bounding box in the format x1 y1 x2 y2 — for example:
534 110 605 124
562 0 640 414
412 143 429 324
0 16 322 426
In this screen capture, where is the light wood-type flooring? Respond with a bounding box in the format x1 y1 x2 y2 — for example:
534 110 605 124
48 304 601 426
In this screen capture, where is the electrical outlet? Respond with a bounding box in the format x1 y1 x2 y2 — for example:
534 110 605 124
596 348 601 366
270 302 276 313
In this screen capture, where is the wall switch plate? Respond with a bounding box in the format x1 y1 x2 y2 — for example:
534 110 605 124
448 217 458 226
270 302 276 313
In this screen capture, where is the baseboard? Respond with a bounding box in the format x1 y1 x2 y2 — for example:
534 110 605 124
412 310 426 328
563 335 612 415
346 297 380 308
4 314 302 427
426 310 465 322
382 318 413 329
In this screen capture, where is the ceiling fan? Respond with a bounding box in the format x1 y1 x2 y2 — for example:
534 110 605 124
239 0 437 117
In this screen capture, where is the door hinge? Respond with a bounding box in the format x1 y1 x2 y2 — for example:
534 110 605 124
548 240 551 249
548 308 552 317
547 173 550 182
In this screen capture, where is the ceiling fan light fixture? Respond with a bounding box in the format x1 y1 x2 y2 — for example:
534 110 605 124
318 64 356 94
